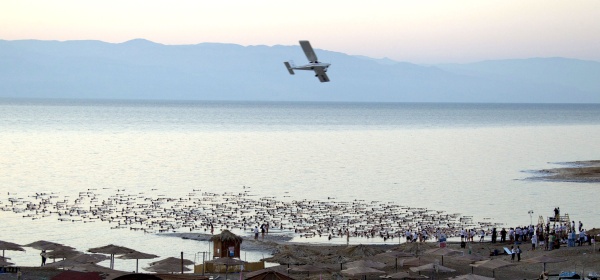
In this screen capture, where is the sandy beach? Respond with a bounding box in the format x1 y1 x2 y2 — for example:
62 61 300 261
2 231 599 280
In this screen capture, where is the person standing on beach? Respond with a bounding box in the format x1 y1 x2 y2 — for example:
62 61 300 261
500 228 507 243
516 246 522 261
510 246 515 261
532 233 538 250
253 226 259 240
40 250 47 266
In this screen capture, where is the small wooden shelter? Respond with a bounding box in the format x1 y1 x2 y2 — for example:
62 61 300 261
210 230 243 258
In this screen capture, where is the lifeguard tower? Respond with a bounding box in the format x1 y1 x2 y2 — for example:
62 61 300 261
210 229 243 258
539 213 570 226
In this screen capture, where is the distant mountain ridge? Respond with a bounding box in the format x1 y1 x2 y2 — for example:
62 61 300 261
1 39 599 103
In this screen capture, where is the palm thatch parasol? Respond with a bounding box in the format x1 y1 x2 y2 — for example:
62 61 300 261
377 251 415 271
384 271 412 279
341 266 386 280
46 248 81 260
144 262 192 273
423 247 462 265
410 263 456 280
342 244 384 259
149 256 194 266
69 262 129 279
146 256 195 274
44 253 109 269
470 259 516 278
346 259 386 269
0 240 25 258
448 273 495 280
524 255 567 273
288 264 330 277
25 240 73 251
399 258 432 268
71 253 110 264
117 251 159 273
0 259 15 266
452 254 490 274
261 251 308 268
409 262 455 273
88 244 135 269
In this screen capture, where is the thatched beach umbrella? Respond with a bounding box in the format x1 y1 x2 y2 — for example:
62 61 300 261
25 240 72 251
0 259 15 266
410 262 456 273
424 247 461 265
69 262 129 279
149 256 194 266
378 251 414 271
46 248 81 261
262 252 308 268
117 251 159 273
71 253 110 264
448 273 495 280
88 244 135 269
346 259 386 269
410 263 456 280
452 254 490 273
144 262 192 273
147 256 194 274
45 253 110 269
524 255 567 274
470 259 515 278
400 258 431 268
384 271 411 279
341 266 386 279
342 244 383 259
289 264 330 277
0 240 25 258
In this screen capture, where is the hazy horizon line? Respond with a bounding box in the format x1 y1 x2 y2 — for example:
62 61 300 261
3 37 599 65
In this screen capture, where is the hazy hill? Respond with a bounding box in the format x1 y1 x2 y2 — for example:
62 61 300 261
1 39 599 103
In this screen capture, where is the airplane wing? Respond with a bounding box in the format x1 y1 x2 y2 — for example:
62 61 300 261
313 67 330 82
299 40 318 62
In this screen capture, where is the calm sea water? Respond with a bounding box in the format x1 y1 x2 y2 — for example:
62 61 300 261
1 99 599 270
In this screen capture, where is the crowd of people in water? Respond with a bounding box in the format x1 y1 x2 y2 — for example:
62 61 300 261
1 189 595 249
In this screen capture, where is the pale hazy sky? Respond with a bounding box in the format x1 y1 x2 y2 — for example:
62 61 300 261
2 0 599 64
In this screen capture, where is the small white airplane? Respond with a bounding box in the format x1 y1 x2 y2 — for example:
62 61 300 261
284 40 331 82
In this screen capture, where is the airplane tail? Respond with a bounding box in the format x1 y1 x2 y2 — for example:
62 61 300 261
284 61 295 75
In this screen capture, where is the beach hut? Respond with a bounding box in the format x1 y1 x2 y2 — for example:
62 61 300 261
211 230 243 258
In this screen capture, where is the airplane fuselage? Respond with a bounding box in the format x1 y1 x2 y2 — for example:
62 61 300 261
291 62 331 72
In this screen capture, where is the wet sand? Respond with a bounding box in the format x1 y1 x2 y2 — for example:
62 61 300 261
533 160 600 182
